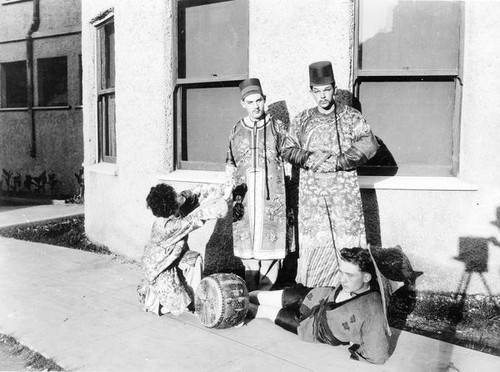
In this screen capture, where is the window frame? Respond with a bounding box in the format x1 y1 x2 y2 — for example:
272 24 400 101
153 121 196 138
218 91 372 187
95 16 116 164
0 60 28 108
37 56 68 107
173 0 249 171
353 0 465 177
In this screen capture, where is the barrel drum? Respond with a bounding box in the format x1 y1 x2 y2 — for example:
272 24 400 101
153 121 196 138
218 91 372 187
195 273 249 329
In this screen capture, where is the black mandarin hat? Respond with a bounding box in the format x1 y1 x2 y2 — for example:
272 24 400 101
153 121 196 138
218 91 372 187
309 61 335 86
239 78 263 100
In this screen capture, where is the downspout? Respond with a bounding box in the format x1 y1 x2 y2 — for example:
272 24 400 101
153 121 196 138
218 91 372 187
27 0 40 158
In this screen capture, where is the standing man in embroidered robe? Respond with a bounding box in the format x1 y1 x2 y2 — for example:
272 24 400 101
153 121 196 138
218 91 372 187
282 61 379 288
225 78 289 291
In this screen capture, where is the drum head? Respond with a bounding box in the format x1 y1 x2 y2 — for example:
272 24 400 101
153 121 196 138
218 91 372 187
195 273 249 329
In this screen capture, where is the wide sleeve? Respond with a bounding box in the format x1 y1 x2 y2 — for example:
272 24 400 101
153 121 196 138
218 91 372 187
338 112 379 171
349 302 390 364
156 215 204 248
143 216 205 282
224 126 238 198
281 111 312 169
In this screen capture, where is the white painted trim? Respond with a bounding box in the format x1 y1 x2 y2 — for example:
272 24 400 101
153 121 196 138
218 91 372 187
2 0 31 5
359 176 477 191
91 9 114 27
86 162 118 176
157 170 225 184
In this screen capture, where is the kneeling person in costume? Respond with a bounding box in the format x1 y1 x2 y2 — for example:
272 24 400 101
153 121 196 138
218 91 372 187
138 183 227 316
248 247 390 364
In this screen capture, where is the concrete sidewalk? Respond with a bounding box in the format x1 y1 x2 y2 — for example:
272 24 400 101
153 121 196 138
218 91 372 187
1 236 499 371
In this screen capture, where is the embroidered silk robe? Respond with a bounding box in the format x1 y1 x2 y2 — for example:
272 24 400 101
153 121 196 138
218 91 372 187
282 104 379 287
226 115 288 260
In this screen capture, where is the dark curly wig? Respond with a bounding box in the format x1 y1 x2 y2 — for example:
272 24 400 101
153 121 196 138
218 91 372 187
340 247 377 284
146 183 179 218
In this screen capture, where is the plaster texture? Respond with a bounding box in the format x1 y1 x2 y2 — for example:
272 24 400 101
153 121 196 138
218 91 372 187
81 0 500 295
83 0 174 258
0 0 83 195
249 0 354 118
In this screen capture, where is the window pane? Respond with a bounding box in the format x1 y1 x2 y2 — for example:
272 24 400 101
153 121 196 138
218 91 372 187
78 54 83 105
2 61 27 108
358 80 455 176
178 0 248 79
98 21 115 90
183 85 246 163
359 0 460 71
98 93 116 161
38 57 68 106
105 22 115 88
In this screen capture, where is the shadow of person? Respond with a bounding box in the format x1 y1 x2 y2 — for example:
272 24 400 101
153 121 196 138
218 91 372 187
268 100 300 289
203 209 245 279
369 245 423 355
336 89 398 248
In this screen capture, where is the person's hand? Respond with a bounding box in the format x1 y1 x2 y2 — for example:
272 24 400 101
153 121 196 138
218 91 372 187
232 201 244 222
306 151 332 172
316 156 339 173
223 185 233 201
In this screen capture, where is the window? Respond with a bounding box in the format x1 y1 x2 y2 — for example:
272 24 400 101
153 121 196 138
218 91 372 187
0 61 27 108
37 57 68 106
176 0 248 171
77 54 82 106
96 18 116 163
354 0 463 177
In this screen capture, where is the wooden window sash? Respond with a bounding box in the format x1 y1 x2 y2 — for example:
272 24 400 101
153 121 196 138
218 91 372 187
353 0 463 177
96 17 116 164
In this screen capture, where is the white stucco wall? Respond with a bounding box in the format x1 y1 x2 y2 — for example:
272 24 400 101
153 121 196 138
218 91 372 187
82 0 500 294
82 0 174 257
249 0 354 118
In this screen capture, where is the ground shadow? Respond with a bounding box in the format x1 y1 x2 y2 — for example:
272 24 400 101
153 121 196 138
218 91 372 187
203 211 245 279
268 100 300 289
436 228 500 367
369 245 423 355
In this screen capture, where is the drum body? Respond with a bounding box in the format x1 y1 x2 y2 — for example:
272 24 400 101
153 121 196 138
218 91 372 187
195 273 249 329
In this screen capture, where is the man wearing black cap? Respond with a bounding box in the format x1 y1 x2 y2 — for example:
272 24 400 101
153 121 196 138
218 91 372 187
224 78 289 291
282 61 379 288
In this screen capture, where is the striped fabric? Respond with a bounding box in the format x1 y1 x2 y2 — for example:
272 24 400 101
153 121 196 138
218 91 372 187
296 244 341 287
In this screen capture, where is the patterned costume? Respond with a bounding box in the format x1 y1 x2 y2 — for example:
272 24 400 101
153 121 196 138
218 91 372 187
226 115 288 261
138 187 226 315
282 104 378 287
277 286 389 364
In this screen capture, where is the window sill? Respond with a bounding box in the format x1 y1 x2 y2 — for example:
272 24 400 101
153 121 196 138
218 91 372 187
0 107 28 111
86 162 118 176
0 106 72 111
34 106 71 110
156 172 476 191
157 170 225 184
2 0 32 5
359 176 477 191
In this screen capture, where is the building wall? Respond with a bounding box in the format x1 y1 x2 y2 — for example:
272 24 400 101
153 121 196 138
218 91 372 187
82 0 174 256
82 0 500 294
0 0 83 195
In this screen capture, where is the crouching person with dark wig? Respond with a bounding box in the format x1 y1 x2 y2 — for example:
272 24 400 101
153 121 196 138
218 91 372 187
138 183 227 316
248 247 390 364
